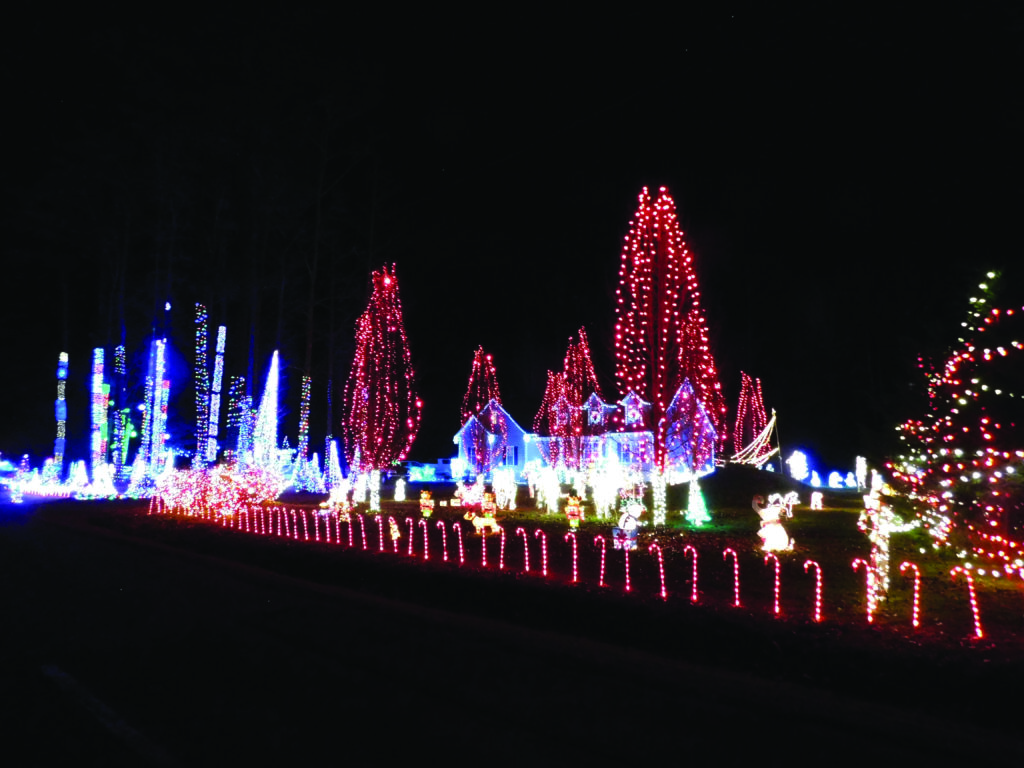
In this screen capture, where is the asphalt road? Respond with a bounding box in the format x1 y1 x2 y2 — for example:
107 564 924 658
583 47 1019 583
2 503 1022 766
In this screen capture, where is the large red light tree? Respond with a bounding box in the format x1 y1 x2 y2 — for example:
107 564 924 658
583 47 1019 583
613 186 727 469
461 346 502 424
342 265 422 472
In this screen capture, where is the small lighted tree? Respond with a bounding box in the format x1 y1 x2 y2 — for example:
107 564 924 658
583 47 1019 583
342 265 423 472
684 475 711 527
461 346 502 424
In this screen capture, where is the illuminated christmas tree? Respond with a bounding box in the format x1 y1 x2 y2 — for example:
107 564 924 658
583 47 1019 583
461 346 502 424
342 265 423 472
685 475 711 527
888 271 1024 540
533 328 601 469
732 372 769 456
613 186 727 469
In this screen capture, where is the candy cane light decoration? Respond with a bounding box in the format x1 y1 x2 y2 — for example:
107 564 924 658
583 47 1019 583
852 558 876 623
453 522 465 565
436 520 449 562
595 535 607 587
516 527 530 573
649 542 667 600
764 553 781 615
951 566 984 639
683 545 699 603
418 518 430 560
565 532 578 583
723 548 740 606
534 529 548 577
803 560 823 623
899 561 921 628
388 515 400 553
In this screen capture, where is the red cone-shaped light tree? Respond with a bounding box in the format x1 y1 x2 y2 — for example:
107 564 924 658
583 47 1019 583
342 265 422 472
461 346 502 424
613 186 727 469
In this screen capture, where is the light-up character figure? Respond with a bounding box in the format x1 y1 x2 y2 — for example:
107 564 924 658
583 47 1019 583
613 498 645 550
481 491 497 519
810 491 823 510
859 472 918 600
752 492 796 552
565 495 584 530
419 489 434 518
394 477 406 502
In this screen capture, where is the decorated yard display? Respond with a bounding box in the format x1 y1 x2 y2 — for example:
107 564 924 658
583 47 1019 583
752 492 796 552
859 472 918 600
564 495 584 530
342 265 423 472
613 498 645 550
419 489 434 518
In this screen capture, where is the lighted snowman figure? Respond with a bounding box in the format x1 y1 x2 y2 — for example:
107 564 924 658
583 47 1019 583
613 498 645 550
752 492 796 552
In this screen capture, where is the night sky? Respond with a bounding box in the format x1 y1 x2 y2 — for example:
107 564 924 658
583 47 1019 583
3 9 1021 474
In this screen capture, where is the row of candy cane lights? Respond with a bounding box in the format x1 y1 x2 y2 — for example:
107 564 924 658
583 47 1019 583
147 498 984 639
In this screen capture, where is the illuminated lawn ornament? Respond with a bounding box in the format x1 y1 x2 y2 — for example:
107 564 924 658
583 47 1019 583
375 515 386 551
786 450 809 482
564 494 584 530
810 491 823 510
684 475 711 527
899 561 921 628
481 490 497 519
651 468 667 526
464 509 502 535
452 522 465 564
852 558 877 623
810 471 822 487
683 544 698 602
369 469 381 512
594 535 608 587
252 351 280 469
752 493 795 552
516 527 530 573
858 473 918 599
723 548 740 606
565 532 579 582
418 518 430 560
649 542 667 599
436 520 448 562
950 566 984 638
534 528 548 577
827 472 845 489
54 352 68 479
612 498 645 551
499 527 506 569
804 560 823 622
764 553 781 615
492 467 516 510
342 265 422 473
388 516 401 553
419 489 434 517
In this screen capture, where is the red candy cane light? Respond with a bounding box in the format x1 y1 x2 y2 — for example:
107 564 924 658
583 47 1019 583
406 517 415 556
516 527 530 573
388 516 400 553
534 529 548 577
436 520 449 562
723 548 740 606
764 553 781 615
499 528 506 570
649 542 667 600
376 515 386 552
565 532 578 583
418 518 430 560
453 522 465 565
852 558 876 623
951 566 984 639
899 561 921 628
683 545 699 603
803 560 823 623
595 535 607 587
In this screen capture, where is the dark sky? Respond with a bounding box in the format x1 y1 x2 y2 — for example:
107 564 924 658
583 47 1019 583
2 8 1021 473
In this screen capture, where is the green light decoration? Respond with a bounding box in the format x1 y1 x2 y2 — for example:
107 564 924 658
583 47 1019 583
685 475 711 527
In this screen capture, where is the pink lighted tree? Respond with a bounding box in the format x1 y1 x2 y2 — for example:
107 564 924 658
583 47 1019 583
613 186 727 468
733 371 770 457
342 265 423 472
460 346 502 424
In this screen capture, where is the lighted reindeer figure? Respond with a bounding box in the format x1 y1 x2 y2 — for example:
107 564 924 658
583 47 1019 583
464 491 502 534
752 492 797 552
